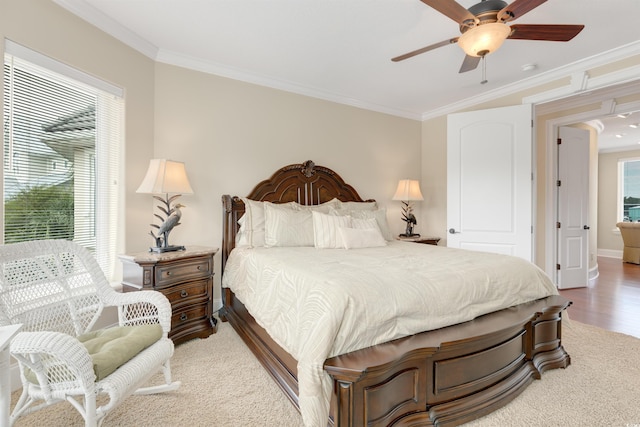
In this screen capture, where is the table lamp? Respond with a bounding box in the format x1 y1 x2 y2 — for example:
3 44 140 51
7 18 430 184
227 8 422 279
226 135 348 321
392 179 424 238
137 159 193 252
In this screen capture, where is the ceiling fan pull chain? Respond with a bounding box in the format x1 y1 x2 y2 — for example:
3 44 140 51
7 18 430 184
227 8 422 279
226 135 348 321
480 55 488 85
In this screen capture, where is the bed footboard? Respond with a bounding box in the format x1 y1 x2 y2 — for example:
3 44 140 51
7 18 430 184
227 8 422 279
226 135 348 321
324 295 571 427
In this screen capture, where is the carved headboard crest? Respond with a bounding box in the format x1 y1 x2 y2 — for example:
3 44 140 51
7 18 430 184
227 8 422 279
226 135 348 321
301 160 315 178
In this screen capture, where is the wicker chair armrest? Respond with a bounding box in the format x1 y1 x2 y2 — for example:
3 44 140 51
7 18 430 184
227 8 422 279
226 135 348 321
10 331 96 399
106 290 173 333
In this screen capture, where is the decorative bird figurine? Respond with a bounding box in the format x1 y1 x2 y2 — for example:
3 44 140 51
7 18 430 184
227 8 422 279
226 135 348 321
147 199 188 253
157 203 185 238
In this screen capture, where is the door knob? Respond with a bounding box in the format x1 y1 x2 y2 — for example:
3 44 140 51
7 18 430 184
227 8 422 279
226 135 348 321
449 228 460 234
583 225 590 230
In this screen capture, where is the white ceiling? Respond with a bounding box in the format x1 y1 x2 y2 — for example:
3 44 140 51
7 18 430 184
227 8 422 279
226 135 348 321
55 0 640 149
595 110 640 153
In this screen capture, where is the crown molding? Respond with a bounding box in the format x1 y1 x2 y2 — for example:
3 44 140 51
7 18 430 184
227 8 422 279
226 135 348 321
421 40 640 121
53 0 159 59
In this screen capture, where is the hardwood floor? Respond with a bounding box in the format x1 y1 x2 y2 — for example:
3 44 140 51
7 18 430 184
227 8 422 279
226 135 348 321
558 256 640 339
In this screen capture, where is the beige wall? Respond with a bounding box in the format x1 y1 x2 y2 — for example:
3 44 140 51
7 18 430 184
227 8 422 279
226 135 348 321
152 64 422 297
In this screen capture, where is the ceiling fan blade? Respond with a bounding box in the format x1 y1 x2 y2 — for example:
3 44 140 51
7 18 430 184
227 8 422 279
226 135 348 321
497 0 547 23
391 38 458 62
459 55 481 73
420 0 477 26
508 24 585 41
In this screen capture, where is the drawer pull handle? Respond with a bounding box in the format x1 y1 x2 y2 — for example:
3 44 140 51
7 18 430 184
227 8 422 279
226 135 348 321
166 271 171 276
180 290 188 298
197 265 201 270
180 313 188 322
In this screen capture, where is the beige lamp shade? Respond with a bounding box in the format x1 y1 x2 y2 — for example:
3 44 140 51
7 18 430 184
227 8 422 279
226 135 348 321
136 159 193 195
392 179 424 201
457 23 511 57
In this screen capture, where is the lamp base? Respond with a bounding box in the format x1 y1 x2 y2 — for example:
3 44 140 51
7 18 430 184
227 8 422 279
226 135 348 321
399 233 421 238
148 245 186 253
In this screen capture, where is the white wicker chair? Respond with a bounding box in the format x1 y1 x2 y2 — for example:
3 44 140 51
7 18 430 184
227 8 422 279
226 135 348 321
0 240 180 426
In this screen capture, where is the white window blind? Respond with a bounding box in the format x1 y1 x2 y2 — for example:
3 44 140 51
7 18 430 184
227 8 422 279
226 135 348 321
3 41 123 281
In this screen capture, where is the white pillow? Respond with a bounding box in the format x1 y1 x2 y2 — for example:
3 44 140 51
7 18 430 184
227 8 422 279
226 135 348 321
235 213 251 247
351 217 379 231
264 203 314 247
236 199 296 247
312 211 352 249
294 198 341 213
333 208 393 241
338 227 387 249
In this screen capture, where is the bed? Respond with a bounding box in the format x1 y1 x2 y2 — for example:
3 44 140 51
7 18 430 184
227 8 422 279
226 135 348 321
220 160 571 427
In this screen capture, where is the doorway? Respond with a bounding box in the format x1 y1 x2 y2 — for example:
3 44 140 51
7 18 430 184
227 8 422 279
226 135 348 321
540 80 640 284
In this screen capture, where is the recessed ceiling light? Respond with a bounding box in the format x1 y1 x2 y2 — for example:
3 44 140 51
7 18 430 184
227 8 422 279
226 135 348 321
617 113 632 118
616 133 625 138
630 123 639 129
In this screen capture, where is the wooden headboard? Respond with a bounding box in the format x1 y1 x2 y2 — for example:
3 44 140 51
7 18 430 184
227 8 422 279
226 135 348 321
221 160 374 271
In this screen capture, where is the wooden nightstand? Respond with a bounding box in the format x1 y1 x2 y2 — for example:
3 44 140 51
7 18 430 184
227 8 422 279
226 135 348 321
397 236 441 245
119 246 218 345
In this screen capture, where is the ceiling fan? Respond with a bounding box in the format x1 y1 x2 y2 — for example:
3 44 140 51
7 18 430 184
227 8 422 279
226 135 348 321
392 0 585 74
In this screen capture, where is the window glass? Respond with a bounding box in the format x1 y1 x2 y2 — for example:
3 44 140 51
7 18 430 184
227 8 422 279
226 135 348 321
619 158 640 222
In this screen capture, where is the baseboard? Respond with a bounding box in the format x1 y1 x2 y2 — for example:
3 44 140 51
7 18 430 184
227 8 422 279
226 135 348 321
598 249 622 259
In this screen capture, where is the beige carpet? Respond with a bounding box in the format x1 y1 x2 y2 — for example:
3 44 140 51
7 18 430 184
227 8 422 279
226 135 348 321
11 318 640 426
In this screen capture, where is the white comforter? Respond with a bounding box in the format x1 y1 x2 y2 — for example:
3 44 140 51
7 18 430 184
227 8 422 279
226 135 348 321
222 241 557 427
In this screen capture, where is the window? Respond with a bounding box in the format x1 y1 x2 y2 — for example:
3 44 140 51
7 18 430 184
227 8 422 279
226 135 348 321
618 157 640 222
3 40 123 281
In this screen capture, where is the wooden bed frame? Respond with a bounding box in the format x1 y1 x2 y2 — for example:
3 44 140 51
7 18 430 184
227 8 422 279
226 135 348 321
220 160 571 426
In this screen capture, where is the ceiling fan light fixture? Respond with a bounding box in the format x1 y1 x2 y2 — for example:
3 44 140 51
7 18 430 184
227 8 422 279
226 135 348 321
457 23 511 57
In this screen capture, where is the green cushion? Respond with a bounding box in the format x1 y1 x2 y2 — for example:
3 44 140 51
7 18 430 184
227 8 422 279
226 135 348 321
25 324 163 384
78 324 163 380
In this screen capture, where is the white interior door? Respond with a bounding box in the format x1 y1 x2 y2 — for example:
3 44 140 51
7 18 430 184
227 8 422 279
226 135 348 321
557 126 590 289
447 104 533 261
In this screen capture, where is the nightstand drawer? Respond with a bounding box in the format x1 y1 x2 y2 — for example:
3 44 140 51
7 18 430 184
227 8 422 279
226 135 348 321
171 303 209 332
164 278 211 308
155 258 212 288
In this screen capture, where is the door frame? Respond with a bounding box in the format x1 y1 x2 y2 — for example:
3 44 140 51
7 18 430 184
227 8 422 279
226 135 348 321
540 93 640 282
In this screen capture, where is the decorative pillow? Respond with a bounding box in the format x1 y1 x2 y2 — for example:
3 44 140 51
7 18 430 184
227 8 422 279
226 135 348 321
237 198 296 247
333 208 393 241
351 217 379 231
264 202 314 247
338 227 387 249
312 211 352 249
